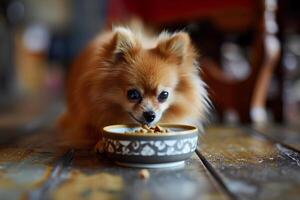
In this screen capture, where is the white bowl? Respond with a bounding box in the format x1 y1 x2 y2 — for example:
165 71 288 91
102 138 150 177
102 124 198 168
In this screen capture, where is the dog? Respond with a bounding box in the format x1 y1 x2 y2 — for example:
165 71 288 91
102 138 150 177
58 23 209 149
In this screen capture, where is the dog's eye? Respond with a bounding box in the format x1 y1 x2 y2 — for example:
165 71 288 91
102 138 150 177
127 89 142 101
158 91 169 102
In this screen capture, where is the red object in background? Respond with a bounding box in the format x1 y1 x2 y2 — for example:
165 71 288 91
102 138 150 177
107 0 256 25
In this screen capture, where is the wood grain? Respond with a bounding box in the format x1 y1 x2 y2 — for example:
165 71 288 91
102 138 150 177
0 119 228 200
0 126 70 200
253 125 300 151
49 151 229 200
3 107 300 200
0 130 63 200
198 126 300 200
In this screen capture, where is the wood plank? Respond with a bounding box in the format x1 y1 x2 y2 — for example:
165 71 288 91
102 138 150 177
0 129 65 200
198 126 300 200
253 125 300 151
48 150 229 200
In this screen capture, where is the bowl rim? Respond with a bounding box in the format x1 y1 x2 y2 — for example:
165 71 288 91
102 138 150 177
102 123 198 137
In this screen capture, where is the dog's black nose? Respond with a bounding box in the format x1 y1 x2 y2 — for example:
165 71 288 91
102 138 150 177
143 111 156 123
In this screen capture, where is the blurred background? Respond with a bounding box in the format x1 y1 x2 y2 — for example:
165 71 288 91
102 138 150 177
0 0 299 133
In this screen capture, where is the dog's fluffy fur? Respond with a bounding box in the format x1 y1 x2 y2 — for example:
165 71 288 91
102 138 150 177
58 25 209 148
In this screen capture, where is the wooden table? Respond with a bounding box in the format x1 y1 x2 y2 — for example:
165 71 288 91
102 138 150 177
1 104 300 200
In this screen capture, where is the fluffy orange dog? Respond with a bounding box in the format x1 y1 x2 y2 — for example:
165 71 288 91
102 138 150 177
59 25 209 148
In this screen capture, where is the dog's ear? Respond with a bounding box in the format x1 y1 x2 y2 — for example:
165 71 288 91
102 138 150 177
155 32 190 63
111 27 138 62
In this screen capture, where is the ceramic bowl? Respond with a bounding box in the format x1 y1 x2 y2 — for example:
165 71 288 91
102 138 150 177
102 124 198 168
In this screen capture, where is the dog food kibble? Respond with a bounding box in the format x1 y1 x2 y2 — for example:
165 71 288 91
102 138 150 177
125 125 170 134
138 169 150 179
